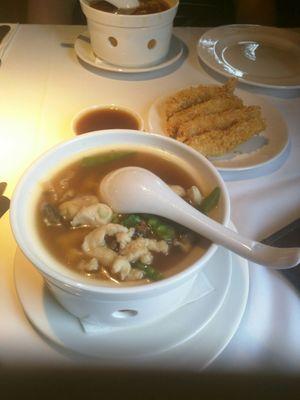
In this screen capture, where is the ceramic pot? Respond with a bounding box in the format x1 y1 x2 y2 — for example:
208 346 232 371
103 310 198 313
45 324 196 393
80 0 179 67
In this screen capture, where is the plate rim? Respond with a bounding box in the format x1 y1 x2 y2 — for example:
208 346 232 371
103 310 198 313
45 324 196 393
13 246 232 358
197 24 300 90
13 222 249 370
74 30 184 74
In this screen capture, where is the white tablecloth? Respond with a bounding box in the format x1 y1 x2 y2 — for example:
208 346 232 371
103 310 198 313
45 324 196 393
0 25 300 372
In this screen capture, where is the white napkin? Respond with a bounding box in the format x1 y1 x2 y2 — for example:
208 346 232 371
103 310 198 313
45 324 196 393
78 271 214 334
0 24 19 60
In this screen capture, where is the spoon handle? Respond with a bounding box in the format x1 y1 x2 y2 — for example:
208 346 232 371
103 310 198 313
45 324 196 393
100 166 300 269
157 194 300 269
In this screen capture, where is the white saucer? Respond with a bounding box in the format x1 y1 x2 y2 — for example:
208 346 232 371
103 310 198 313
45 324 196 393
74 31 184 74
148 89 289 179
14 239 249 370
197 25 300 89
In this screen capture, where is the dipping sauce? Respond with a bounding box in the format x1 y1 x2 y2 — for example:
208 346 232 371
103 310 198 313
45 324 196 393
73 107 141 135
90 0 170 15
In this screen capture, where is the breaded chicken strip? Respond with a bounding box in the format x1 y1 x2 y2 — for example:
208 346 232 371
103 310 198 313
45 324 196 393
185 117 266 157
164 78 237 119
166 95 243 137
177 105 262 140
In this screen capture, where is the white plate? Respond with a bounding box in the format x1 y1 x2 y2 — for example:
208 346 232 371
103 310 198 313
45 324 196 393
74 31 184 74
148 90 289 178
14 233 249 370
197 25 300 89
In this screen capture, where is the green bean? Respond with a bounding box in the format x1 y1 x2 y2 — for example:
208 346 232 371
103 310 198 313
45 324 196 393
133 261 163 281
147 216 175 241
147 216 161 230
199 187 221 215
144 266 163 281
156 224 175 241
81 151 135 167
122 214 142 227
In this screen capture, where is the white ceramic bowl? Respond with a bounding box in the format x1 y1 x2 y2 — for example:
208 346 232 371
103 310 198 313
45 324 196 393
72 104 144 135
10 130 230 328
80 0 179 67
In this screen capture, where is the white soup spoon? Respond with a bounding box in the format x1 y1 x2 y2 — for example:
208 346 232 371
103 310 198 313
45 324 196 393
100 167 300 269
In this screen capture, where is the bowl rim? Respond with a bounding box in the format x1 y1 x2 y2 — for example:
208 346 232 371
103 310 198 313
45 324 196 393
80 0 179 30
10 130 230 295
80 0 179 18
71 104 145 135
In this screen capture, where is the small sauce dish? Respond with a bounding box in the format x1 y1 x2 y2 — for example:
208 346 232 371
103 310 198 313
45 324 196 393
72 104 144 135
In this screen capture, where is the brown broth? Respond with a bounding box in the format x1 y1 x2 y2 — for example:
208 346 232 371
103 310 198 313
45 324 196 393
90 0 170 15
36 148 211 284
74 107 140 135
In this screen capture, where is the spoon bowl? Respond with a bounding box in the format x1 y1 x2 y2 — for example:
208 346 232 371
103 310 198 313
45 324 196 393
106 0 139 9
101 167 300 269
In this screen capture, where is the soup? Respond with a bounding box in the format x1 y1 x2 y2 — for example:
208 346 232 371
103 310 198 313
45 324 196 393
73 107 141 135
90 0 170 15
36 148 220 285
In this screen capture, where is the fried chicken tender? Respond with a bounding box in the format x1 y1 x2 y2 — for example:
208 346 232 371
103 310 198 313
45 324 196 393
185 117 266 157
164 78 237 119
161 78 266 157
177 105 262 141
166 95 244 137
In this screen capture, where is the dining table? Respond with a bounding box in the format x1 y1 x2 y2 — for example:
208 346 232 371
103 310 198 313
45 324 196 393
0 23 300 379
